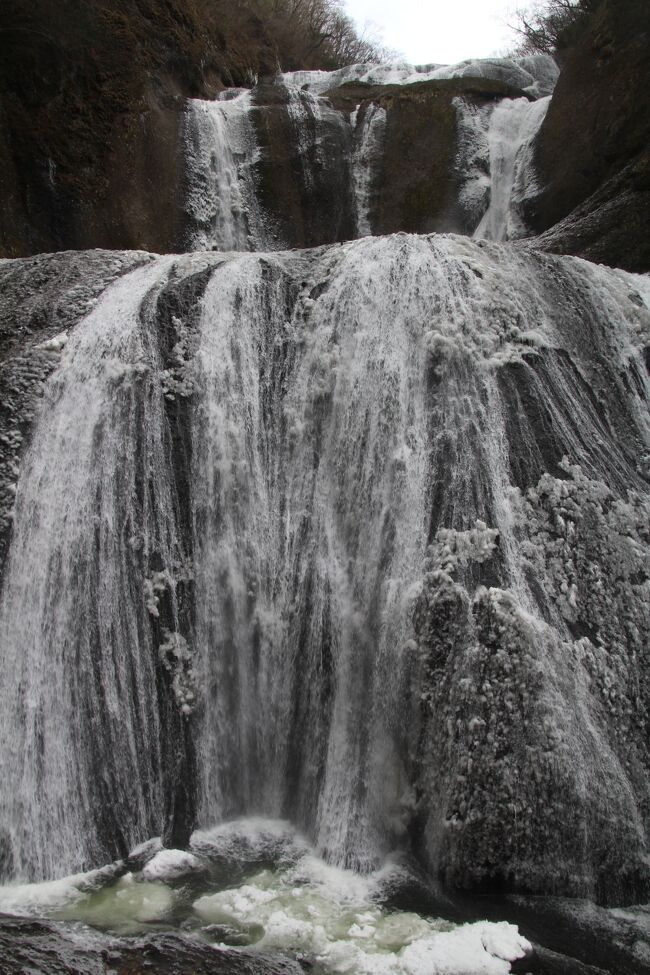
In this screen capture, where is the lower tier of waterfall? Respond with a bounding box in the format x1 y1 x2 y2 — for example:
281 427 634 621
0 234 649 909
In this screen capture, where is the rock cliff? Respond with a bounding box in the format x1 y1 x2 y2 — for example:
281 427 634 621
0 0 276 256
526 0 650 271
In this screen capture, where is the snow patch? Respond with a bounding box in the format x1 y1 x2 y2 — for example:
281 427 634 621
142 848 204 882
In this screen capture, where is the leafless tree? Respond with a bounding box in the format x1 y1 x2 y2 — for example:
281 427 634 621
512 0 602 55
251 0 385 68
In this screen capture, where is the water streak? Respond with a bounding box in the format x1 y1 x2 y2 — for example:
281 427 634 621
351 104 387 237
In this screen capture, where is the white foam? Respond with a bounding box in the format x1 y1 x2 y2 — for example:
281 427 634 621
0 816 530 971
187 820 531 974
191 817 307 858
0 870 93 915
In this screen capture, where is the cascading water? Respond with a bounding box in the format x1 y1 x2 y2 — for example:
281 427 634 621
472 96 551 241
1 234 648 901
183 90 266 251
351 104 387 237
0 258 181 879
1 43 650 975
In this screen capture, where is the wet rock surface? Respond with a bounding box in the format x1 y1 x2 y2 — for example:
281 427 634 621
523 151 650 273
251 81 357 250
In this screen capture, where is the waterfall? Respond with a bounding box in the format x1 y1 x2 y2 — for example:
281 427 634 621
1 235 648 892
473 96 551 242
182 56 557 253
284 84 327 190
351 104 387 237
183 91 265 251
0 258 182 878
191 240 437 868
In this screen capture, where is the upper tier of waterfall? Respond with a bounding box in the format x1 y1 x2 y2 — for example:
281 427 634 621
470 96 551 242
181 54 559 251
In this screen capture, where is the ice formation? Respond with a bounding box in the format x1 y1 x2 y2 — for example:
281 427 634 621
282 54 558 99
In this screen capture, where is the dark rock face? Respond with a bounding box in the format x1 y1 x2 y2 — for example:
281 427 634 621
0 914 303 975
524 153 650 273
250 81 357 250
525 0 650 271
0 0 275 257
328 77 530 238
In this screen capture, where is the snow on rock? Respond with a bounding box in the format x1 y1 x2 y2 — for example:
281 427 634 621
37 331 69 353
283 55 558 99
158 629 196 715
141 849 204 882
398 922 530 975
128 837 163 864
190 836 530 974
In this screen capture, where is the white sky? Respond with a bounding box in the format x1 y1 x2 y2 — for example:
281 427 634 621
344 0 523 64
